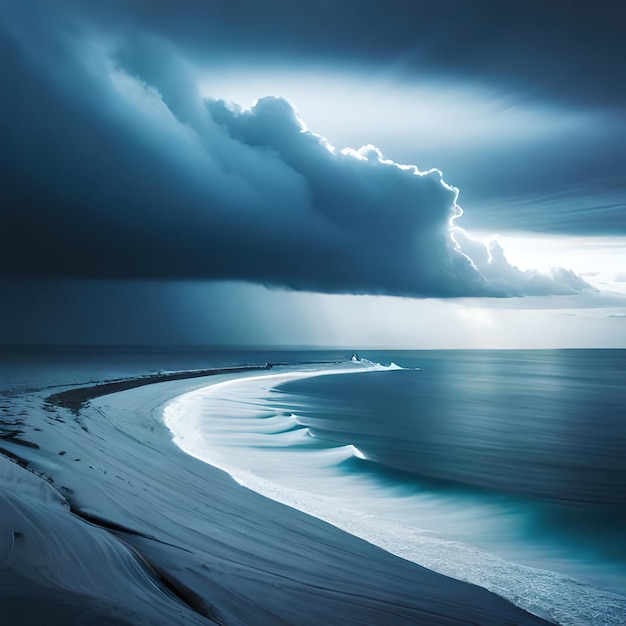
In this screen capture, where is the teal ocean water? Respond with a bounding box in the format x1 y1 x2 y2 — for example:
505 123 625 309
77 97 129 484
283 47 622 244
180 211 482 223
164 349 626 625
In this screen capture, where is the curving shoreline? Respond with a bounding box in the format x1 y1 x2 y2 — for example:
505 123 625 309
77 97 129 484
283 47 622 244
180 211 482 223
1 364 553 625
45 364 274 412
163 365 626 626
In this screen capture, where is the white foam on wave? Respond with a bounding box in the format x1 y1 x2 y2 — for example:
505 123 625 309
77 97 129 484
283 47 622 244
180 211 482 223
305 444 367 465
351 445 367 460
163 362 626 626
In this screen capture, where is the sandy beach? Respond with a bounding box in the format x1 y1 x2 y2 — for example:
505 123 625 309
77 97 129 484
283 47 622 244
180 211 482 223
1 364 553 625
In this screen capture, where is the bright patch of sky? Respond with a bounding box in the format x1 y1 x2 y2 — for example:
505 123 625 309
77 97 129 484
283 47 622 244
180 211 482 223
200 69 596 158
480 234 626 295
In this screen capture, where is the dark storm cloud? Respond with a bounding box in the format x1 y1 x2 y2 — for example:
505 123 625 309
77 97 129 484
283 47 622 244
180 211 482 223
57 0 626 110
0 1 595 297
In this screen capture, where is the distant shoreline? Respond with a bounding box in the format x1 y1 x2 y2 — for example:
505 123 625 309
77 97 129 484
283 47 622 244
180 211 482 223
46 364 273 412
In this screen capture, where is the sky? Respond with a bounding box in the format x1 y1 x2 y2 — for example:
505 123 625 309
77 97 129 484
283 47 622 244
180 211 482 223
1 0 625 347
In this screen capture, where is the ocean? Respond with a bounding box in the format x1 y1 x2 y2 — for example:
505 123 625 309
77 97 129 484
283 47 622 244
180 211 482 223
3 347 625 624
163 348 626 624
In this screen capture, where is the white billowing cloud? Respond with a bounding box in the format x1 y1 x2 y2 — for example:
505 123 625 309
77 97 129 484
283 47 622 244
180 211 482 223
0 5 592 299
203 95 592 296
452 229 592 296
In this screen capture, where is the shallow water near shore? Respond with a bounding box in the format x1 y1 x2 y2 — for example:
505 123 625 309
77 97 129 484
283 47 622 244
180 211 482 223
165 349 626 625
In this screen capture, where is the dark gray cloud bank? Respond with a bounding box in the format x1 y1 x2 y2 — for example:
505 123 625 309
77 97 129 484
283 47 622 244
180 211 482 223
0 0 606 299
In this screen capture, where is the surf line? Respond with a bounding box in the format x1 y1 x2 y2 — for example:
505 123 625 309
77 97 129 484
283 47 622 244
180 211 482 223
163 359 402 484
